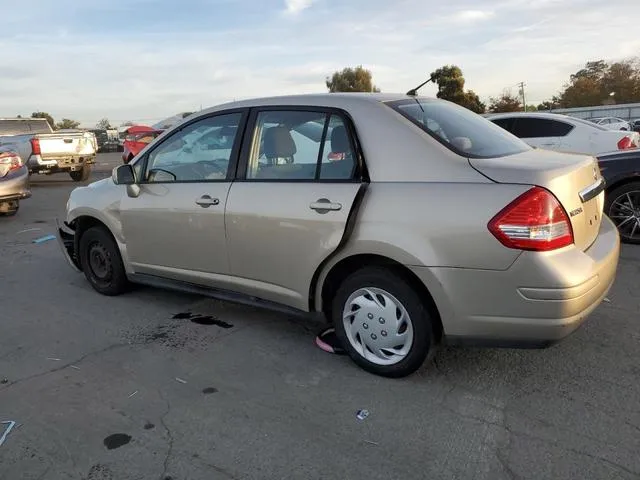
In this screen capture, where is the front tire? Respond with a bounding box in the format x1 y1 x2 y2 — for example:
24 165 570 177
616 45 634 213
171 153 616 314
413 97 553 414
332 267 434 378
79 226 129 295
606 182 640 244
70 164 91 182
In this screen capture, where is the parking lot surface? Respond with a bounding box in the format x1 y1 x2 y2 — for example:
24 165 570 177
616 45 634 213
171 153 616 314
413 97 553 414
1 153 640 480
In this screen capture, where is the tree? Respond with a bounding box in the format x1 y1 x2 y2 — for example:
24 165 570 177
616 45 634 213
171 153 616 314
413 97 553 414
430 65 486 113
537 100 559 111
326 66 380 93
56 118 81 130
525 104 538 112
488 91 522 113
96 118 112 130
31 112 55 129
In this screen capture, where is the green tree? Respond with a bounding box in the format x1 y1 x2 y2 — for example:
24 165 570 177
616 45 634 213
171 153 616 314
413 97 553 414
525 104 538 112
56 118 81 130
537 100 559 111
488 91 522 113
31 112 55 129
96 118 112 129
326 66 380 93
430 65 485 113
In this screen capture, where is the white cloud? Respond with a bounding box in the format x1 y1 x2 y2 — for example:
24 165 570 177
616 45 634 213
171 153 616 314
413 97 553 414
451 10 495 23
284 0 314 15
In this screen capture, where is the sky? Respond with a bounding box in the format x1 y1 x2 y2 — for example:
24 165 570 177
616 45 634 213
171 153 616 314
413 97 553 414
2 0 638 127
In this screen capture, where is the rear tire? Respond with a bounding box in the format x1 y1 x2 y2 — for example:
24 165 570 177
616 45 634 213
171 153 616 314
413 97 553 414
0 200 19 216
332 267 434 378
70 164 91 182
79 226 129 295
606 182 640 244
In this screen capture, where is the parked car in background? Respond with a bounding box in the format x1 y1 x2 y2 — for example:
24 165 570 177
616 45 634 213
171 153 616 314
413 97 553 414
89 129 110 152
59 94 619 378
629 119 640 133
0 118 96 182
0 148 31 216
598 149 640 244
488 112 639 156
122 126 163 163
589 117 631 131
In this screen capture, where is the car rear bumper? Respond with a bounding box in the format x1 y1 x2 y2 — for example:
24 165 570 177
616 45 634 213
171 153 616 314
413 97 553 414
411 215 620 347
0 166 31 202
28 154 95 173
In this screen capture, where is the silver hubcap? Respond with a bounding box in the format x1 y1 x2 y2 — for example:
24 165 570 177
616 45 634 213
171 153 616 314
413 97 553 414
610 191 640 241
342 287 413 366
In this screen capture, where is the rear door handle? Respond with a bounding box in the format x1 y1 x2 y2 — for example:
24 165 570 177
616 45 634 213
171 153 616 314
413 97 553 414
195 195 220 208
310 198 342 213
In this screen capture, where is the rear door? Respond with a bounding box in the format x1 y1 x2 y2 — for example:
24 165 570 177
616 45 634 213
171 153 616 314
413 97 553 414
225 108 364 310
511 117 574 151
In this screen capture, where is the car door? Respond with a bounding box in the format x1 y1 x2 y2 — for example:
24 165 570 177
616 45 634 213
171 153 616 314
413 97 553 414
224 108 364 310
119 110 247 285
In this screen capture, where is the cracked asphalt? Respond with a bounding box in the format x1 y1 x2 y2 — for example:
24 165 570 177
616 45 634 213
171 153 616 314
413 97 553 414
1 153 640 480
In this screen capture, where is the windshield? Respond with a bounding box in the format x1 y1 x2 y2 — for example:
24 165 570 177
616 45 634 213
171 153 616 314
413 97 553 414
386 99 530 158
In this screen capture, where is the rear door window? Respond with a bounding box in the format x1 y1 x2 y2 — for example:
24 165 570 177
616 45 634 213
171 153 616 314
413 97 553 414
512 118 574 138
386 99 530 158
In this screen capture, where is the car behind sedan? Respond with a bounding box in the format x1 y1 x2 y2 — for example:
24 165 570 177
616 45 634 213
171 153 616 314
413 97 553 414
58 94 620 377
598 149 640 244
0 150 31 216
489 112 639 156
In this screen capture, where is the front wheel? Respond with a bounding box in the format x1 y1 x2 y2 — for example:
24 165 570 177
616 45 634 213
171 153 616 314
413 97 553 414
79 226 129 295
606 182 640 244
70 164 91 182
332 267 435 378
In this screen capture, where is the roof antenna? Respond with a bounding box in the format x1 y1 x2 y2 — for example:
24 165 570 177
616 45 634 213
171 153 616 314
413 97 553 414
406 75 435 96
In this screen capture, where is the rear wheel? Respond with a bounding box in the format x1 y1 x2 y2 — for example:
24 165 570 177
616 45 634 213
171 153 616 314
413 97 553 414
0 200 19 216
332 267 435 378
606 182 640 244
79 226 129 295
70 164 91 182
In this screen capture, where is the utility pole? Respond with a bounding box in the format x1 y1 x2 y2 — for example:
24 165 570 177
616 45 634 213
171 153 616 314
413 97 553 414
517 82 527 112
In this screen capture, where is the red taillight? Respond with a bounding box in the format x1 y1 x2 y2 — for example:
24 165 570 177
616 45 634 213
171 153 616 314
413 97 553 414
488 187 574 251
617 136 634 150
30 137 41 155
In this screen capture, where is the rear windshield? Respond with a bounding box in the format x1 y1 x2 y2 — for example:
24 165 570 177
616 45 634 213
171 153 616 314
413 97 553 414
0 119 52 135
385 99 530 158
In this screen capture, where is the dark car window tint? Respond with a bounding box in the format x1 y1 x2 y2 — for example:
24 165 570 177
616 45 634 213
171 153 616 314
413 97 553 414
490 118 515 133
512 118 574 138
386 99 529 158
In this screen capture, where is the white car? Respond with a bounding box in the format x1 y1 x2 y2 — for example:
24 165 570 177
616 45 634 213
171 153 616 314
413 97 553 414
589 117 631 131
488 112 639 156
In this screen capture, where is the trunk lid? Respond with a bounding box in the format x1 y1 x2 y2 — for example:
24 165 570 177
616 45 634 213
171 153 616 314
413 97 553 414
469 149 605 251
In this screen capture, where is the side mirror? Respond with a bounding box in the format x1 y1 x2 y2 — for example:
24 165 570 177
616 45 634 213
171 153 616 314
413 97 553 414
112 164 136 185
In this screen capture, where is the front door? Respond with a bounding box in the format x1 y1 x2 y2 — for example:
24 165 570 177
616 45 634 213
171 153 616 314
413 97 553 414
225 109 363 310
120 111 247 285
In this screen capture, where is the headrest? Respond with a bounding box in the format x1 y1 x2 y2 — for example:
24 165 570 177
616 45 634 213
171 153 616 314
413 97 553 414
330 125 350 153
264 126 296 158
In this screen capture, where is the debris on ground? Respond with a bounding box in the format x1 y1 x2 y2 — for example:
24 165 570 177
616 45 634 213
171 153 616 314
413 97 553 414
315 327 347 355
364 440 379 446
604 297 611 303
32 234 56 244
16 228 41 234
0 421 16 447
70 365 80 370
356 409 370 420
128 391 138 398
103 433 132 450
46 357 61 361
175 377 187 384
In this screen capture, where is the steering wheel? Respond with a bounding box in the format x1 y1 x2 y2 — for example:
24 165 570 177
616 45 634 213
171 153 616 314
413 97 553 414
186 159 228 179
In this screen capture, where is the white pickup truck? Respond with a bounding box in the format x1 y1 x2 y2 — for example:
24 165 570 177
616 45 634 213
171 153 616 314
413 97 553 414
0 118 96 181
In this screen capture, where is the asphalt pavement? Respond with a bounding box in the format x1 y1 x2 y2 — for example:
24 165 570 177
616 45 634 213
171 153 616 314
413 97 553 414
1 153 640 480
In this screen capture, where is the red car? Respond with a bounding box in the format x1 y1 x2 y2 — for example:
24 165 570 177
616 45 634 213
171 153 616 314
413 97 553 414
122 126 163 164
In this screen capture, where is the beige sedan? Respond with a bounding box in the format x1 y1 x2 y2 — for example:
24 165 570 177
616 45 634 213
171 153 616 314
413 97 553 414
58 94 620 377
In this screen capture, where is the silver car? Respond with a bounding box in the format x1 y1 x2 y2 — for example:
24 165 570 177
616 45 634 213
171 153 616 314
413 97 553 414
58 94 620 377
0 149 30 216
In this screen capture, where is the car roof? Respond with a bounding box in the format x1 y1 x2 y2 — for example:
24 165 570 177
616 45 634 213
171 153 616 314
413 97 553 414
199 92 431 115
